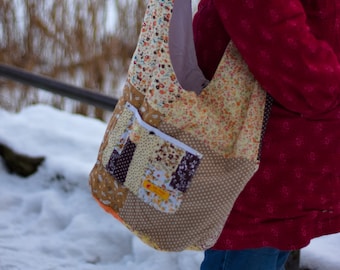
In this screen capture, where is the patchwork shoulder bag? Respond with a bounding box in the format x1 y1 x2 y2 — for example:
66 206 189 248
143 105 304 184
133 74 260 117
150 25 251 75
89 0 271 251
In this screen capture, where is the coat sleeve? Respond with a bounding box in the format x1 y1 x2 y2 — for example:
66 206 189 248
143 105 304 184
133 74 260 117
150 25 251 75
213 0 340 118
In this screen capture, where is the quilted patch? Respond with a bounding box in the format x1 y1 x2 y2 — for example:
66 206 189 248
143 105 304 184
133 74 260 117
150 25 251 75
106 138 136 184
170 152 200 192
103 103 202 213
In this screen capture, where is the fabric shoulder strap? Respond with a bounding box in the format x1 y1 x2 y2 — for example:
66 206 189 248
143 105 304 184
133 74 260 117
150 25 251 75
169 0 209 93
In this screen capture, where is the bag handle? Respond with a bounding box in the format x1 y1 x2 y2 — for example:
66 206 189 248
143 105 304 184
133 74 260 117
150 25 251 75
169 0 209 94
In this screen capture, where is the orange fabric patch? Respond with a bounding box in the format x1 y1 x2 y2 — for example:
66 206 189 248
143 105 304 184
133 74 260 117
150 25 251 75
94 196 124 224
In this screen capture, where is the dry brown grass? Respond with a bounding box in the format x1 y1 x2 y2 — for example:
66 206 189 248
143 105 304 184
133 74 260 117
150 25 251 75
0 0 147 120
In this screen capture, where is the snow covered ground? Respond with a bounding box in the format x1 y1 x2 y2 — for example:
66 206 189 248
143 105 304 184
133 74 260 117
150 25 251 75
0 104 339 270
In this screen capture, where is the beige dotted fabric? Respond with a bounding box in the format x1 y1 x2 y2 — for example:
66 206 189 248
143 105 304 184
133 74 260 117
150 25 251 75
124 127 159 195
119 121 258 251
102 107 134 166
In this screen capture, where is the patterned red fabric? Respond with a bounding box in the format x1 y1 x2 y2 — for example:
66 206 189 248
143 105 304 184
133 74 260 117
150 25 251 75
193 0 340 250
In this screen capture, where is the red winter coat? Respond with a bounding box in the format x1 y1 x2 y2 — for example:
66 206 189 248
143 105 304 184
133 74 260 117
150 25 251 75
193 0 340 250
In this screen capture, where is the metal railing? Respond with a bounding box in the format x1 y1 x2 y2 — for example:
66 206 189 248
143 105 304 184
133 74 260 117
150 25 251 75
0 63 118 111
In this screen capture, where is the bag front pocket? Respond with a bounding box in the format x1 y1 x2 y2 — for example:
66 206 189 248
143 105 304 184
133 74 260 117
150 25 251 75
102 102 202 213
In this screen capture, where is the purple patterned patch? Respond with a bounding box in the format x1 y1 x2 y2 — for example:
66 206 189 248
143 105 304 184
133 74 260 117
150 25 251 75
169 152 200 192
106 149 120 176
106 138 136 183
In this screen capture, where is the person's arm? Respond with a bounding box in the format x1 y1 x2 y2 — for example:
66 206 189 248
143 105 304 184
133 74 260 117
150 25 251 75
213 0 340 118
193 0 230 80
